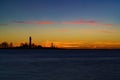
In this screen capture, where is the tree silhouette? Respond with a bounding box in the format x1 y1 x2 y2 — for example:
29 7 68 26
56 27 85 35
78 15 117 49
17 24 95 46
1 42 9 48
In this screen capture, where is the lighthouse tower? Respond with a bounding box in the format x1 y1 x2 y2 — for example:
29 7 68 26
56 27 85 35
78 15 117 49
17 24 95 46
29 36 32 48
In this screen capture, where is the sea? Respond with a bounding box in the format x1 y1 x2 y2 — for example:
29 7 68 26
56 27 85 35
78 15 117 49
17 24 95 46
0 49 120 80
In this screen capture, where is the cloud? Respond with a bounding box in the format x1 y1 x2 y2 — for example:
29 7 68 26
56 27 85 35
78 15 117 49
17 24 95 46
86 20 99 26
14 19 114 27
81 29 116 34
52 42 83 48
62 20 115 27
62 20 98 25
14 21 29 24
57 29 116 34
14 21 56 24
33 21 55 24
62 21 83 24
103 24 113 27
98 30 115 34
14 20 98 25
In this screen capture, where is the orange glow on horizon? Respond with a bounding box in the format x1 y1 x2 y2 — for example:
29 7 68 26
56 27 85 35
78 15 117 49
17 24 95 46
10 41 120 49
0 40 119 49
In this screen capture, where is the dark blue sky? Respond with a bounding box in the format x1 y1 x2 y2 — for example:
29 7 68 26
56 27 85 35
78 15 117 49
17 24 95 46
0 0 120 23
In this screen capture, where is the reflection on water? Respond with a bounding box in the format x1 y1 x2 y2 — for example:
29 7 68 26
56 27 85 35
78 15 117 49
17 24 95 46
0 49 120 80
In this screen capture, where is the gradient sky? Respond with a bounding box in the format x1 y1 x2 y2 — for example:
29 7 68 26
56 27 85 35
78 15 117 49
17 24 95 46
0 0 120 48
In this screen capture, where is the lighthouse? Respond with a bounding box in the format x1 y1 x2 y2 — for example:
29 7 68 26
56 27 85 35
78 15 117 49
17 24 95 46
29 36 32 48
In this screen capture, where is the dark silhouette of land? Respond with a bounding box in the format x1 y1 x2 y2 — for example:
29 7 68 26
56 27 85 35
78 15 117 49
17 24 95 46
0 36 62 49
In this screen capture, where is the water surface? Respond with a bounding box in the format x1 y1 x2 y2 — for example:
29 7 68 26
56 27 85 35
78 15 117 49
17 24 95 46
0 49 120 80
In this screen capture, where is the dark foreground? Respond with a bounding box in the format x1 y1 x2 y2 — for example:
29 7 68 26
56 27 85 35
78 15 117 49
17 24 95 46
0 49 120 80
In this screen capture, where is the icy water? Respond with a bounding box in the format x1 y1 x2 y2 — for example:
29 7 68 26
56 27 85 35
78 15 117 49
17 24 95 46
0 49 120 80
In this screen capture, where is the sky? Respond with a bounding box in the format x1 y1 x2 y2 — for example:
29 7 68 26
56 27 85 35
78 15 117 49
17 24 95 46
0 0 120 49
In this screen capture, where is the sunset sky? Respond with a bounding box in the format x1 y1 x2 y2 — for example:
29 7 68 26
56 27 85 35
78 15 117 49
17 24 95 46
0 0 120 48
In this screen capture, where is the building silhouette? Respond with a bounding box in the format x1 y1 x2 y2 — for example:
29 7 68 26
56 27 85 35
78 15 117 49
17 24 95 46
9 42 13 48
51 42 56 48
51 42 54 48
